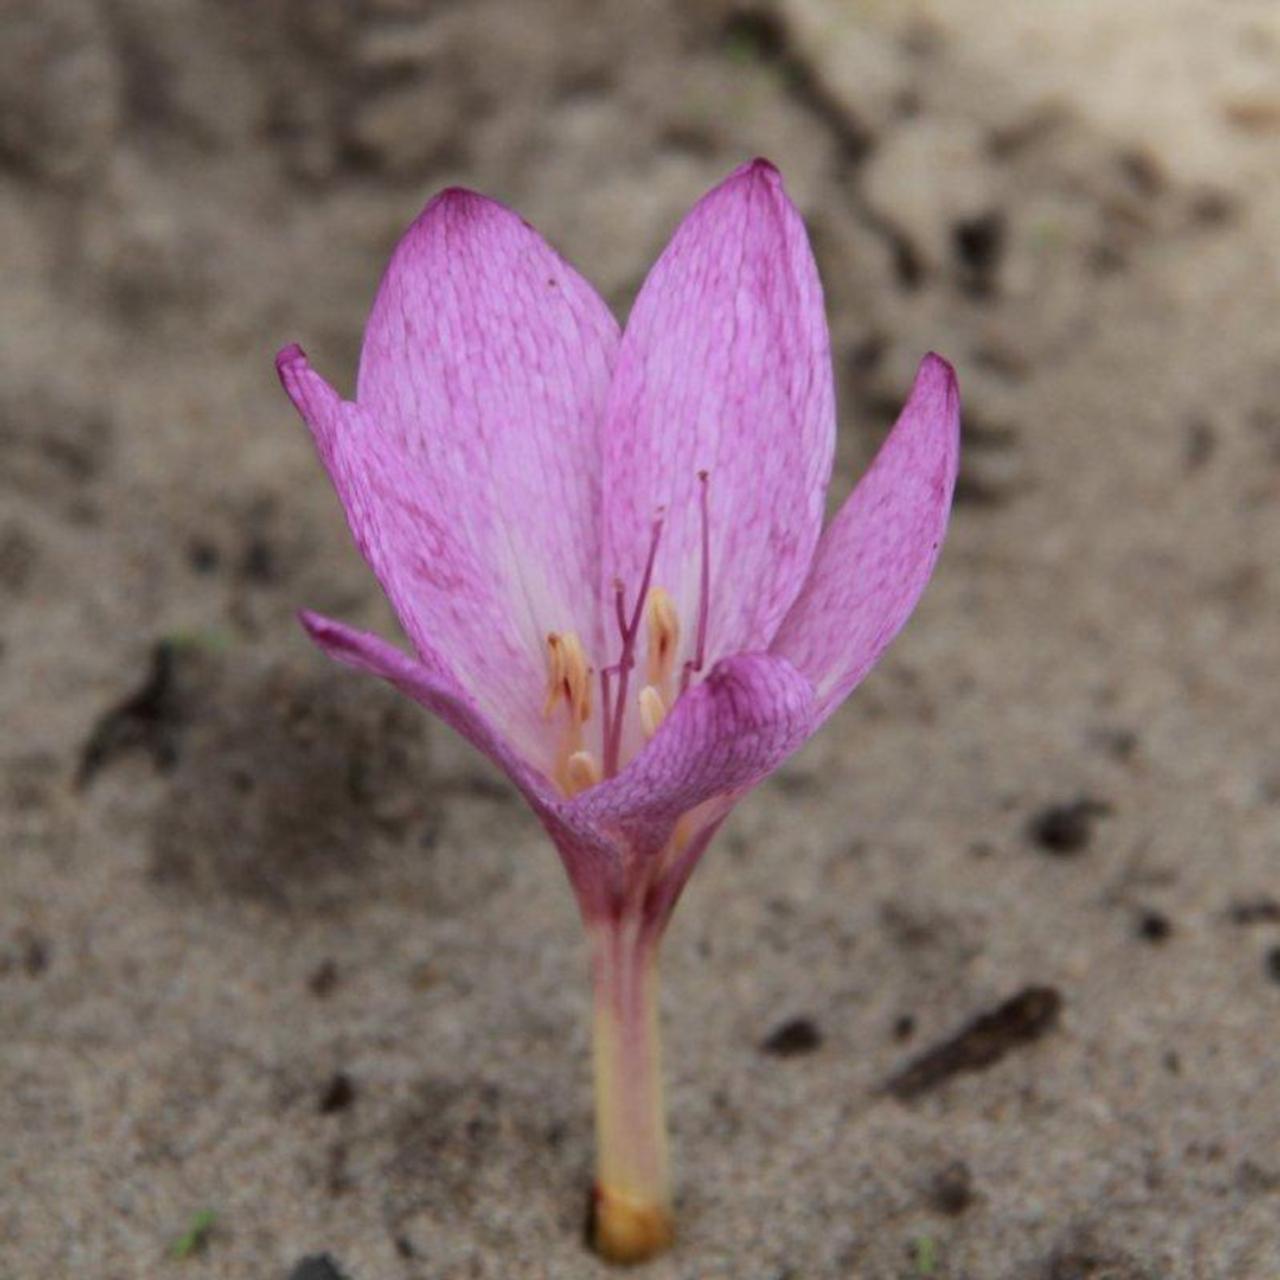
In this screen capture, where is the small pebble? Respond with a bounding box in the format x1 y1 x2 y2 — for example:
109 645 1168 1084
308 959 339 997
319 1072 356 1115
1136 910 1172 943
1027 798 1110 855
760 1016 823 1057
288 1255 351 1280
928 1159 975 1215
186 538 220 573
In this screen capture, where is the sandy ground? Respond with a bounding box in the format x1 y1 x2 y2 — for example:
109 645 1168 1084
3 2 1280 1277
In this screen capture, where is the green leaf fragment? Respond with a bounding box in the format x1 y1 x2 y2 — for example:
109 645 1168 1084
171 1209 217 1260
914 1233 938 1276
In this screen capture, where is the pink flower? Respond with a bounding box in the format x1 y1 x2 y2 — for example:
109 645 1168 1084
277 159 958 1262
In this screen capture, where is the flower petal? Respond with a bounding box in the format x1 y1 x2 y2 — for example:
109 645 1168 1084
279 348 539 752
299 610 560 812
279 189 619 769
567 652 815 857
302 610 630 910
770 354 960 724
600 160 835 671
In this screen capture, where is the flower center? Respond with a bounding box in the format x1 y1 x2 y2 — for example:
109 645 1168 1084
542 472 712 797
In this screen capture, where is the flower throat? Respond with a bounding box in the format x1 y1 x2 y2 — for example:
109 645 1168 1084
544 471 711 796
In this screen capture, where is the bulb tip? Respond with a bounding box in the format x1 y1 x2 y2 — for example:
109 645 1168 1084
590 1184 675 1265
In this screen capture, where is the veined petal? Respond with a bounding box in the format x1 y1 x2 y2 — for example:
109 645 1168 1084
299 611 560 813
303 611 628 909
280 189 619 769
600 160 835 671
770 354 960 724
567 652 815 857
278 348 540 765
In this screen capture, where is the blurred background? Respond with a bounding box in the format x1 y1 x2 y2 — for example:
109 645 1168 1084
3 2 1279 1277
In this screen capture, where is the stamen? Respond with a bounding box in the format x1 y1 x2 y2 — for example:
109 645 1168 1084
645 586 680 692
628 511 665 642
638 685 667 740
599 666 614 766
545 631 592 724
560 632 593 724
612 577 628 643
604 510 665 778
565 750 602 796
543 633 565 717
681 470 712 695
545 631 596 796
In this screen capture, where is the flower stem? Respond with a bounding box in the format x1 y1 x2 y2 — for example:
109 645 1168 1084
589 919 674 1264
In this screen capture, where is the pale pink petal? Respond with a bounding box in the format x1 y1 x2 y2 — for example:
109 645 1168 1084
600 160 835 676
567 652 815 858
302 610 629 911
279 347 542 750
279 188 619 770
299 611 561 812
770 354 960 724
277 349 409 611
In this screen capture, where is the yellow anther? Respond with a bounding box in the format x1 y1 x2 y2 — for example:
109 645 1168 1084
544 631 592 725
645 586 680 690
546 630 597 796
544 634 563 717
565 750 602 796
638 685 667 740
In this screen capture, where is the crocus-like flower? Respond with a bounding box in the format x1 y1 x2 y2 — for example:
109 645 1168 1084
277 159 959 1264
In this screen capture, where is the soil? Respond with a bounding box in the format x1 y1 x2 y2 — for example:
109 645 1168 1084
3 2 1279 1277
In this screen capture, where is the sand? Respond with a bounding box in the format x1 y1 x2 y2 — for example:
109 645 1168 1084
3 2 1279 1276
